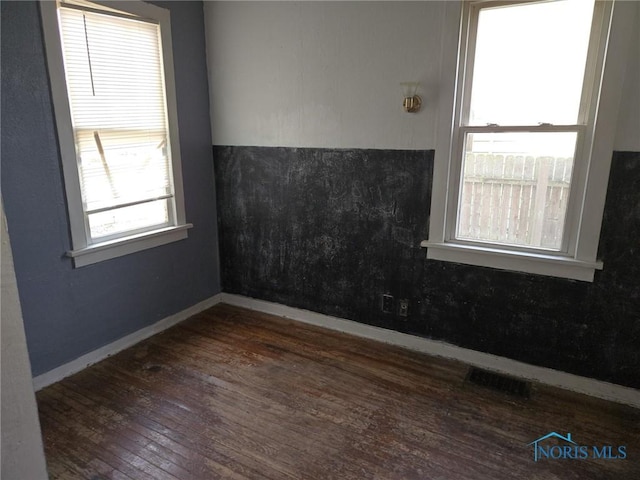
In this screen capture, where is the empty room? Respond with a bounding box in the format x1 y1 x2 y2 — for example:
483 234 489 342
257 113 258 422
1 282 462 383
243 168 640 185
2 0 640 479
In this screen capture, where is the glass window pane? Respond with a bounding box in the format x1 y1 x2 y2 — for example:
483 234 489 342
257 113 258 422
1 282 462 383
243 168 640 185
88 199 169 240
59 7 174 242
456 132 577 250
77 130 172 212
469 0 595 126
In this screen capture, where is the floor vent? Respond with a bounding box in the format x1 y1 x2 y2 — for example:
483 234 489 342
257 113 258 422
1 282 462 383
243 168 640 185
466 367 531 398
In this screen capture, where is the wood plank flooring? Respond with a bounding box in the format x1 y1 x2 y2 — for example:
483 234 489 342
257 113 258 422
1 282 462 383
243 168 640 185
37 303 640 479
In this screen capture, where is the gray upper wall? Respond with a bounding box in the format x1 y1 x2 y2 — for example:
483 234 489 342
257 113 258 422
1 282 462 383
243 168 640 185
1 0 220 376
205 1 640 151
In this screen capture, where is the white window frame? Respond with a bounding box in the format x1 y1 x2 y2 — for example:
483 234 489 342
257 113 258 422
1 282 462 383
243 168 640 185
424 0 635 282
40 0 192 268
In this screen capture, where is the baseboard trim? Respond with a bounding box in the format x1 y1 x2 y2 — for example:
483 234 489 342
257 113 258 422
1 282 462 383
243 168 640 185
34 291 639 408
32 293 224 391
218 293 640 409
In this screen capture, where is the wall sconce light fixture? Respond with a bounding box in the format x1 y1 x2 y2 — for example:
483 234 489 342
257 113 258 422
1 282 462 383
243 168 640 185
401 82 422 113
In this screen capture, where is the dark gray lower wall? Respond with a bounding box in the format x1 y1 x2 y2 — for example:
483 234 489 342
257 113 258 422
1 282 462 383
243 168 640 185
214 146 640 389
1 1 220 376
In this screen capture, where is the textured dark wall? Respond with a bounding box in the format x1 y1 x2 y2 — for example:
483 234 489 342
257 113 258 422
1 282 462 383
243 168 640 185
214 146 640 389
215 146 432 331
1 1 220 376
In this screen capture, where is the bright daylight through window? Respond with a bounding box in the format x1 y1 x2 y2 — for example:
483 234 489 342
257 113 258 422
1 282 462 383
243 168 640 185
425 0 631 282
457 0 594 251
41 0 190 267
60 7 173 240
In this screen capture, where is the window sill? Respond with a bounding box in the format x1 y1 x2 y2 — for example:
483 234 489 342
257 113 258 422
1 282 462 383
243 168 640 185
66 224 193 267
420 241 602 282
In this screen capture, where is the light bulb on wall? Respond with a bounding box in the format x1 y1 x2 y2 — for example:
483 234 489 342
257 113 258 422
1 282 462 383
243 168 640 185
400 82 422 113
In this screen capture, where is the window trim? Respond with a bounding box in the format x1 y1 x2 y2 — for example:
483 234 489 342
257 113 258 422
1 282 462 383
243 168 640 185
425 0 635 282
40 0 190 267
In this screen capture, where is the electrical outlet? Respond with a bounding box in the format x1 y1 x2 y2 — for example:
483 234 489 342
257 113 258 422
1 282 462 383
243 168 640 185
382 294 393 313
398 299 409 317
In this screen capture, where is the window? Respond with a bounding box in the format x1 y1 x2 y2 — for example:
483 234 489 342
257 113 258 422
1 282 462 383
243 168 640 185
41 0 191 267
425 0 634 281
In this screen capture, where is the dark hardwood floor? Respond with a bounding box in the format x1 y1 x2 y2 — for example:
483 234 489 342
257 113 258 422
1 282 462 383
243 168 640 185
37 303 640 479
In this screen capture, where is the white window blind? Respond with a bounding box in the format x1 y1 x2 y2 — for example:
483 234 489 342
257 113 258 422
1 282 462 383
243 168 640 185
58 5 175 241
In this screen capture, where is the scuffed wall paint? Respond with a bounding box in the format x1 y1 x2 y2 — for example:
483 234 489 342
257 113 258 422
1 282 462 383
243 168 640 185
214 146 640 389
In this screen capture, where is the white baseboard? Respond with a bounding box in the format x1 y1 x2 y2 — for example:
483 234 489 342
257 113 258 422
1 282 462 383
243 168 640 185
218 293 640 409
32 293 224 391
34 291 639 409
